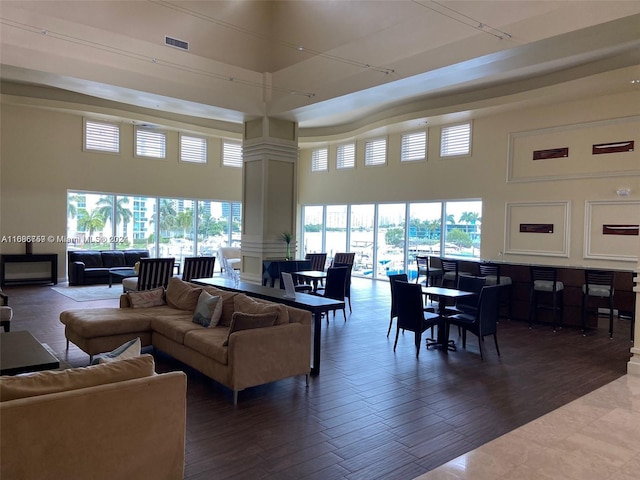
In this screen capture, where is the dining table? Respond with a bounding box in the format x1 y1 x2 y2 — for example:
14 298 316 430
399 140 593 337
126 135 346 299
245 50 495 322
291 270 327 292
421 286 476 351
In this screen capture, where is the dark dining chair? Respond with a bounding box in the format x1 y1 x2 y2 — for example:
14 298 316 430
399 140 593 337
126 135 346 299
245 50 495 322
305 252 328 287
313 266 349 321
388 273 408 337
333 262 353 312
181 256 216 282
393 281 440 357
332 252 355 266
446 285 501 359
451 275 486 315
123 257 175 292
581 270 615 338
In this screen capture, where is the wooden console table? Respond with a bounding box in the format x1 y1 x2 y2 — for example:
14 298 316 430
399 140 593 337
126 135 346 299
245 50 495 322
0 254 58 288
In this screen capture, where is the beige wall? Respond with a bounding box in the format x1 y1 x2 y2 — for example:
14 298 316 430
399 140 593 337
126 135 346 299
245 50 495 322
297 91 640 269
1 90 639 283
0 101 242 280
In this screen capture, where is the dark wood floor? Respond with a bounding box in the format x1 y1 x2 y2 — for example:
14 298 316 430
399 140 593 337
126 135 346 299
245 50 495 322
3 277 634 479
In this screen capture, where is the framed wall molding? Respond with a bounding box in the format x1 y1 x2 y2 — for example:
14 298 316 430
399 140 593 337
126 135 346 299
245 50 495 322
505 202 570 257
584 200 640 262
507 116 640 183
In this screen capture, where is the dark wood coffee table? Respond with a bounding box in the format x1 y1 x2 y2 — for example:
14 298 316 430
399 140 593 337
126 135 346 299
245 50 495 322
1 330 60 375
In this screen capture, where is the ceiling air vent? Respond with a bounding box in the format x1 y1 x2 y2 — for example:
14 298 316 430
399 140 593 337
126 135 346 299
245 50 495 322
164 35 189 51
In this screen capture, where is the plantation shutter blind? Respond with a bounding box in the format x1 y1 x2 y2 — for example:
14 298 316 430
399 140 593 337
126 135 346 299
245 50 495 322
85 120 119 153
364 138 387 166
181 135 207 163
336 143 355 169
401 132 426 162
312 148 328 171
440 123 471 157
136 128 166 158
223 141 243 167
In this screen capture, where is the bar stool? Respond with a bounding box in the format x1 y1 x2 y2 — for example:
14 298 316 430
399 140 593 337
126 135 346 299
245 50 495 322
439 258 471 287
479 262 512 320
415 256 442 286
581 270 615 338
529 266 564 331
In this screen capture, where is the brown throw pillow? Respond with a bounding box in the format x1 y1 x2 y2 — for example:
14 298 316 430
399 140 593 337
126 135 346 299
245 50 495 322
223 311 277 346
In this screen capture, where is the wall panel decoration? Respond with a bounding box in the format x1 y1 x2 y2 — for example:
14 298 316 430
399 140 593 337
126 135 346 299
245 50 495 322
584 200 640 262
507 116 639 182
505 202 570 257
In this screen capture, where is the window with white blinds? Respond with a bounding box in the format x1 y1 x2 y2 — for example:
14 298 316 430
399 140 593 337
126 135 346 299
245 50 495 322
401 131 427 162
364 138 387 166
336 143 355 169
84 119 120 153
311 148 328 172
440 122 472 157
135 127 166 158
180 134 207 163
222 141 243 167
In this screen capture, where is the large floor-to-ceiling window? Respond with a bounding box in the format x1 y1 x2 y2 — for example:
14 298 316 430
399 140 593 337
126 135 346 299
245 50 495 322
301 199 481 280
67 191 241 270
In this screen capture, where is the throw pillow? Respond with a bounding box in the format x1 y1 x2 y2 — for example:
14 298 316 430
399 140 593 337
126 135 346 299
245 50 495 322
91 337 141 365
166 277 202 310
233 294 289 326
127 287 165 308
223 311 278 346
192 290 223 328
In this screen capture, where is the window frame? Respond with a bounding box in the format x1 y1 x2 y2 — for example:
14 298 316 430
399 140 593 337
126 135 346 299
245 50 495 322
222 140 243 168
134 126 167 159
84 118 120 154
364 137 387 167
400 130 427 163
311 147 329 172
440 121 472 158
179 133 208 164
336 142 356 170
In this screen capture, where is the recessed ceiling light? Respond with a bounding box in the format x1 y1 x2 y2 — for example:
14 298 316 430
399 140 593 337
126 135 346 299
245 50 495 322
631 79 640 84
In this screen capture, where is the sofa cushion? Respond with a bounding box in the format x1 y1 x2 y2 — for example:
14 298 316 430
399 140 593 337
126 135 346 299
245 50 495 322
0 354 155 402
92 337 141 364
233 294 290 326
183 328 230 365
70 250 104 268
152 316 203 344
192 290 223 328
223 312 278 346
60 308 153 338
101 250 126 268
127 287 166 308
124 249 149 265
166 277 202 311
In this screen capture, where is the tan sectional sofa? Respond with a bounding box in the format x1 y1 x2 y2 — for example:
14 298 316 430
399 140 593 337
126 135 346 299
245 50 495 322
60 278 312 403
0 355 186 480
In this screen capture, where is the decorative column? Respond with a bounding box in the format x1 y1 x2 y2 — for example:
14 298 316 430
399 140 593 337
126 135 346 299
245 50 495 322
239 117 299 283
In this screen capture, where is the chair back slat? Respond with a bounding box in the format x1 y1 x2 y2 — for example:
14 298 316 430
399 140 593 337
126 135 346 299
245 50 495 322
182 257 215 282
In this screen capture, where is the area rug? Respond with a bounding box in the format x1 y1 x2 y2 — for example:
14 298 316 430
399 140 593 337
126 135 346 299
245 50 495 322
51 285 123 302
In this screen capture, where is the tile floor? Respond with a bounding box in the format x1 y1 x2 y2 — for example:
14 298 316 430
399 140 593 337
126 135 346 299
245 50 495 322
415 373 640 480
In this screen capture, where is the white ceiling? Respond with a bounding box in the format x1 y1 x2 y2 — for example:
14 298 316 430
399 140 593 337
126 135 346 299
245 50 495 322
1 1 639 141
